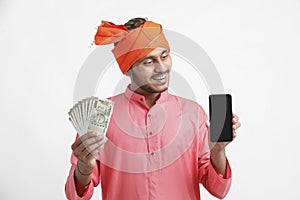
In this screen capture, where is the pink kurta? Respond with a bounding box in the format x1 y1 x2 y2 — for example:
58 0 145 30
65 87 232 200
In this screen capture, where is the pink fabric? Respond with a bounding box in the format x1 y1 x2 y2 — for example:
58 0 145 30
65 87 232 200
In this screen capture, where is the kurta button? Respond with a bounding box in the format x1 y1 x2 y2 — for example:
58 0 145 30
140 98 143 101
149 132 153 135
148 114 151 118
151 152 154 156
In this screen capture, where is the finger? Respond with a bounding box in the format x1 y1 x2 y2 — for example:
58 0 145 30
232 115 239 123
80 151 95 164
86 141 106 158
80 147 94 159
232 117 237 123
82 134 105 149
234 122 241 129
79 131 97 141
77 144 100 163
85 137 107 154
232 124 237 130
89 147 103 157
73 135 101 159
205 120 210 128
71 138 83 150
73 143 87 158
83 153 96 163
233 131 237 139
233 113 239 121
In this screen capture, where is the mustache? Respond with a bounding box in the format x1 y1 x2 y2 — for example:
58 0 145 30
151 70 170 78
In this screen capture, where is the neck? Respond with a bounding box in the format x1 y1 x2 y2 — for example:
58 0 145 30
129 85 161 108
143 92 161 108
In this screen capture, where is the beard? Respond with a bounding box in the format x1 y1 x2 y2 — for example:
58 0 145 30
138 83 168 93
131 70 170 94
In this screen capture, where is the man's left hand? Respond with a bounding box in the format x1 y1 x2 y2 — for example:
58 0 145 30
205 113 241 152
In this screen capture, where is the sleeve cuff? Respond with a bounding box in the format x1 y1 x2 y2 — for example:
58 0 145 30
209 158 232 180
204 158 232 198
65 165 94 200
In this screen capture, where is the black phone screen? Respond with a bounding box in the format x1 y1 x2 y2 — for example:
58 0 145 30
209 94 233 142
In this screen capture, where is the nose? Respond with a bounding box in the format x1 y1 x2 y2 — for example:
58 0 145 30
154 58 166 73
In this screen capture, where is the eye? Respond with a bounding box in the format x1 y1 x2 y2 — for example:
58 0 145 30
143 59 154 66
161 52 169 59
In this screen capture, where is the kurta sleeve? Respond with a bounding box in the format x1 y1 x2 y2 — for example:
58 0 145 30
197 108 232 199
65 134 101 200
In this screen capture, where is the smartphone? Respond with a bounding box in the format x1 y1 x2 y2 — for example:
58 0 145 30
209 94 233 142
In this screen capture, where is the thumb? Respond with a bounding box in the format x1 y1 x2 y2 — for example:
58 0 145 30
205 120 210 128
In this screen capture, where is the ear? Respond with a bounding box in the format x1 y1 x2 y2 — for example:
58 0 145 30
125 70 131 77
125 67 133 77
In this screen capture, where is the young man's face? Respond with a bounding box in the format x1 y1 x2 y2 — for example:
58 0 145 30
127 47 172 94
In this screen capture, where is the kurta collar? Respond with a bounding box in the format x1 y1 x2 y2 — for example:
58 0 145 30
124 85 169 105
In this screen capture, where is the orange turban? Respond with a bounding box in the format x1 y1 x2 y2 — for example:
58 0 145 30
94 20 170 74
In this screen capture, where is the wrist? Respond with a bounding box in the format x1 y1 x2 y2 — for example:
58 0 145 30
77 161 93 176
210 149 227 177
210 148 226 162
77 164 92 176
210 144 226 155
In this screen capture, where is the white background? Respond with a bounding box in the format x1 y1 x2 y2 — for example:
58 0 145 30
1 0 300 199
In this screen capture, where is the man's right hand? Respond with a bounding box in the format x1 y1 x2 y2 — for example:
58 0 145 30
71 131 105 196
71 131 106 172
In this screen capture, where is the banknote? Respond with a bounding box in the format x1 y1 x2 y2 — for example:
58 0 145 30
68 96 114 137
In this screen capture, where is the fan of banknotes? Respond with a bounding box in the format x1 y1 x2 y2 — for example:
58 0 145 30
68 96 114 136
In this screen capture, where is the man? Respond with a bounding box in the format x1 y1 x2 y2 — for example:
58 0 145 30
65 18 241 200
